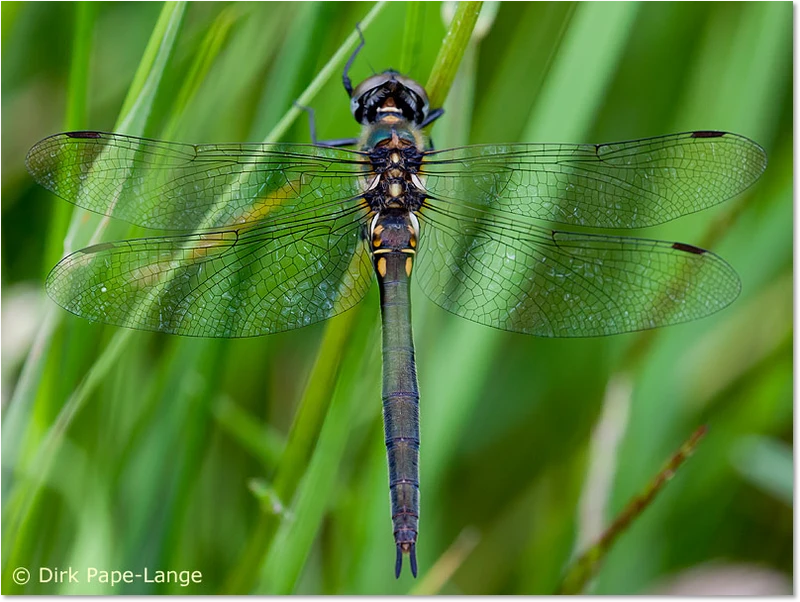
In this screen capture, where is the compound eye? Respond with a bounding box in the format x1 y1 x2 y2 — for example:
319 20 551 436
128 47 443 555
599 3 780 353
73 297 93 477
394 75 429 105
394 75 430 116
349 71 432 124
350 73 394 109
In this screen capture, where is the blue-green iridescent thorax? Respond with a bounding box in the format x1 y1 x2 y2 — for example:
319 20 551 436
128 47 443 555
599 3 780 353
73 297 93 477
361 119 421 152
359 115 428 215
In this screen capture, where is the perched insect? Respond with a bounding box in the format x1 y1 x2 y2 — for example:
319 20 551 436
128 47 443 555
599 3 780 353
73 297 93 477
26 33 766 579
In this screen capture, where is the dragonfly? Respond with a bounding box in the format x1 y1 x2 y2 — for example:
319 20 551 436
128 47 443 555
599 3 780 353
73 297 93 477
26 36 766 579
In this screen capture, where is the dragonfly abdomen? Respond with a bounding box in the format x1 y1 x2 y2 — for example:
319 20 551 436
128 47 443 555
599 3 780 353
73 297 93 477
371 209 421 578
384 383 420 579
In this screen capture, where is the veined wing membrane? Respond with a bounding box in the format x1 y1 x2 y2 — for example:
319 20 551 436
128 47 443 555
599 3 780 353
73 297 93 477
46 205 373 337
26 131 371 230
415 201 740 337
420 132 766 229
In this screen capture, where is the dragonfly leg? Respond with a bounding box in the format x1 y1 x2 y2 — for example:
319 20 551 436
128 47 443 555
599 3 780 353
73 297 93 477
419 107 445 128
421 108 446 150
342 23 366 97
294 102 359 147
314 137 360 148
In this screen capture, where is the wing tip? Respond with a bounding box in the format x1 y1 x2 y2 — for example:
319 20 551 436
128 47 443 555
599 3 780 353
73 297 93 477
25 131 103 184
690 130 768 178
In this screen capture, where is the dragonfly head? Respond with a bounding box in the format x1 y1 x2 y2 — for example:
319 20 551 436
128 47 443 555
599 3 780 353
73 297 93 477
350 70 429 126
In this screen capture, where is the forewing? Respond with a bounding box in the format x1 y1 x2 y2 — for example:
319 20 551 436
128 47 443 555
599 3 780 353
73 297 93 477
420 132 766 229
415 202 740 337
46 207 373 337
26 131 370 230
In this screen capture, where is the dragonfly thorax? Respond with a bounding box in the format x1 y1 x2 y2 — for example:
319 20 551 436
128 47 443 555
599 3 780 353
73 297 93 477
363 126 426 212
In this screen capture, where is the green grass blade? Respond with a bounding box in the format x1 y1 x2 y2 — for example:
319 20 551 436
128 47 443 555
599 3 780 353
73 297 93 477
593 6 789 593
264 1 386 144
116 1 187 134
522 2 639 141
425 1 483 110
257 306 374 593
421 0 639 485
398 2 424 75
559 426 708 594
2 4 189 587
161 4 242 139
732 435 792 506
213 396 285 471
64 2 94 131
246 3 321 141
42 2 96 273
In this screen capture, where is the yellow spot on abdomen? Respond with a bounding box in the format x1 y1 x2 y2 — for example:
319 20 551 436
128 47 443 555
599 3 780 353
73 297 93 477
372 224 384 248
377 257 387 277
405 257 413 277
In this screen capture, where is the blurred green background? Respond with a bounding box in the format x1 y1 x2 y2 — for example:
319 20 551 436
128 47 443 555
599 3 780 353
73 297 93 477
1 1 792 595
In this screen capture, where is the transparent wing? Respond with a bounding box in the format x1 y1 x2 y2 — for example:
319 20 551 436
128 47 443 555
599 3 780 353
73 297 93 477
420 131 766 229
26 131 371 230
46 206 373 337
415 202 740 337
